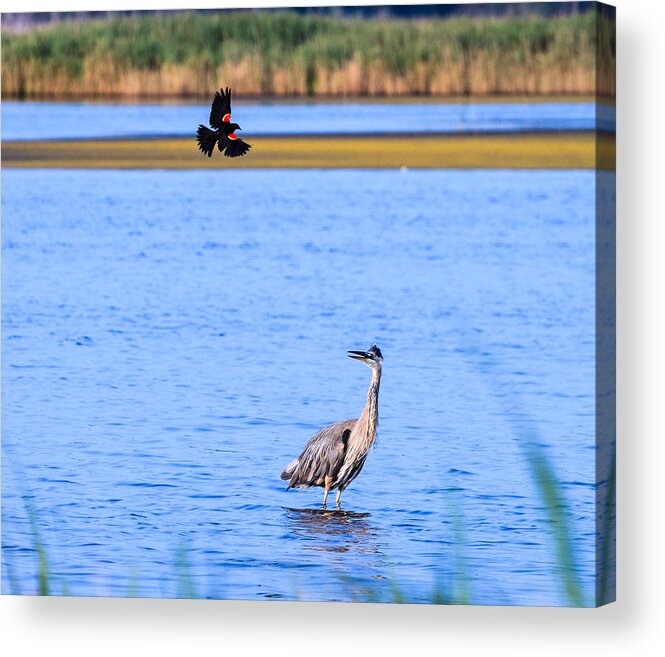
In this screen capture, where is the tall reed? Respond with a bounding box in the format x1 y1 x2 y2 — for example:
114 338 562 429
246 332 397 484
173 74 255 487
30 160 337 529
1 10 613 100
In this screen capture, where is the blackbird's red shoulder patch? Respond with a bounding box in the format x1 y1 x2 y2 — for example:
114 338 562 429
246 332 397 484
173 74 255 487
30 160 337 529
222 113 231 123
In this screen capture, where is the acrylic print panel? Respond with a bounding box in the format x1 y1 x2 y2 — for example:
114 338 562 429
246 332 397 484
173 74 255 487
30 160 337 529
1 2 615 606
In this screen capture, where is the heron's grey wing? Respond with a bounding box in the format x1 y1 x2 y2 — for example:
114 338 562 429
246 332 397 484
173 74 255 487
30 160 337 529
282 419 355 489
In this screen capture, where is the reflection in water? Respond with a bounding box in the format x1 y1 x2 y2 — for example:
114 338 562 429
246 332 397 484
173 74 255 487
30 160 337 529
283 507 382 556
283 507 395 602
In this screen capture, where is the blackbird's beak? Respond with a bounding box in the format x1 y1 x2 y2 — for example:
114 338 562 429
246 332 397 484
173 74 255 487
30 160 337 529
347 349 371 361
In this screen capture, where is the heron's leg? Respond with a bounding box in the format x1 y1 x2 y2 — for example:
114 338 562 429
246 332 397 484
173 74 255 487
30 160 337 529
323 476 333 508
335 488 343 509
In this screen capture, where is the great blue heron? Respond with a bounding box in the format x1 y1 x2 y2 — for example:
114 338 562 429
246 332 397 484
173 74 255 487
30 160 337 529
280 344 383 509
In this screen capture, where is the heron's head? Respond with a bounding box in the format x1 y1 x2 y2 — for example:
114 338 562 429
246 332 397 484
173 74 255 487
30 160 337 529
347 344 383 370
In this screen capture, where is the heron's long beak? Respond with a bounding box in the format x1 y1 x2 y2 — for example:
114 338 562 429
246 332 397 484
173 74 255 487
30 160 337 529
347 350 370 361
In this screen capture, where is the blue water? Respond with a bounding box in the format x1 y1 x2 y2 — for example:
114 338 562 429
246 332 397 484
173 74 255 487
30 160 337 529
1 100 615 141
2 167 599 605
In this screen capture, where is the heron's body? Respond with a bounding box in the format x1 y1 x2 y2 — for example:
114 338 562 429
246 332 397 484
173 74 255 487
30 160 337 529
280 345 382 508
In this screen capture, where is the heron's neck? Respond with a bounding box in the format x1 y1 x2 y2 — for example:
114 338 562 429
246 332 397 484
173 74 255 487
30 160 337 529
359 365 381 443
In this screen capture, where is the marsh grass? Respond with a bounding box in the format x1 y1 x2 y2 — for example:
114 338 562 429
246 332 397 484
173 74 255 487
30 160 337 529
23 496 52 596
448 493 472 605
497 414 590 606
2 333 609 605
334 558 463 605
521 444 585 606
3 391 605 605
174 542 198 600
126 566 139 598
4 459 591 604
1 10 614 100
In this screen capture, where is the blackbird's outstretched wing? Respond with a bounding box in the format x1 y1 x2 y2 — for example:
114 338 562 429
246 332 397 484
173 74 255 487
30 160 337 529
223 135 252 158
209 87 232 129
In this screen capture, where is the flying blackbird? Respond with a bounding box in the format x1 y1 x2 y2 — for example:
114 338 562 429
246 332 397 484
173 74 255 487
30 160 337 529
196 87 251 158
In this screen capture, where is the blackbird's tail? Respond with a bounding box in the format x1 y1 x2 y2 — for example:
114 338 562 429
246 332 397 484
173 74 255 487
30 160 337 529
196 125 218 157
